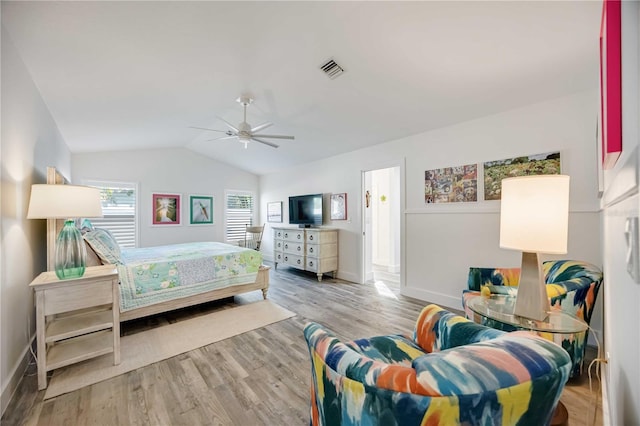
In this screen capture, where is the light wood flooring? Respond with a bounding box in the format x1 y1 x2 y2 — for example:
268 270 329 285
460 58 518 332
3 263 603 425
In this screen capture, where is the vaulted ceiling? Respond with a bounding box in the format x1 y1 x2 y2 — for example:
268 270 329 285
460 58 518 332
2 1 601 175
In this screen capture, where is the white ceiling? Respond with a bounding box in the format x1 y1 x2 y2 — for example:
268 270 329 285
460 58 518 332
2 1 601 175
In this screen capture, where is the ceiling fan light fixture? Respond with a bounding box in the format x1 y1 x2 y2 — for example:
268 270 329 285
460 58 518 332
191 95 294 149
236 95 253 106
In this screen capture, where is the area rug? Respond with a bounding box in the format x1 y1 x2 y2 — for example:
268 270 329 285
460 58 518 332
44 300 295 399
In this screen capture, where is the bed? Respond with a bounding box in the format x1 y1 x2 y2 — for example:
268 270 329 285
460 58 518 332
45 167 270 322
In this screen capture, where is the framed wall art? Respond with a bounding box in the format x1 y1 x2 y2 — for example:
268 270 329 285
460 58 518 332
267 201 283 223
483 152 560 201
152 193 181 225
189 195 213 225
330 193 347 220
425 164 477 204
600 0 622 169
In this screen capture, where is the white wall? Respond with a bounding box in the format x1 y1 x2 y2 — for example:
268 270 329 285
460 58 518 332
72 148 259 248
601 2 640 425
0 29 71 415
260 90 603 328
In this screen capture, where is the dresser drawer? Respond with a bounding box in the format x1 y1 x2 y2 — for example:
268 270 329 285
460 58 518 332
44 280 113 316
283 254 305 269
282 230 305 242
274 251 284 263
307 257 338 273
283 242 304 255
306 243 338 258
306 230 337 244
274 239 285 251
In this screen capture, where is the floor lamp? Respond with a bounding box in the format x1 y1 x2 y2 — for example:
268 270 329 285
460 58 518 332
499 175 570 321
27 184 103 280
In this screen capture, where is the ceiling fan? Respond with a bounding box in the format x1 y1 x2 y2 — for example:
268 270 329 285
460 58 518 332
190 96 295 149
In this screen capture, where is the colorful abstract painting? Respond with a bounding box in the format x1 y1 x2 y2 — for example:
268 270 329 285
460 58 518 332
425 164 477 203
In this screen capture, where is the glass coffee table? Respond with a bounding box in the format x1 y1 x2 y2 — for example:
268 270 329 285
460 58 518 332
467 294 588 334
467 294 587 426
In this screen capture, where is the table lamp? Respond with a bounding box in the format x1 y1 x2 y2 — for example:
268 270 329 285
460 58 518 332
499 175 570 321
27 184 103 280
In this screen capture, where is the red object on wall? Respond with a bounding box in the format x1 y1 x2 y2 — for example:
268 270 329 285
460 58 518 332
600 0 622 169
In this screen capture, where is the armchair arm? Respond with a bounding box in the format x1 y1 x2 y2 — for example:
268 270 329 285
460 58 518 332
413 304 503 353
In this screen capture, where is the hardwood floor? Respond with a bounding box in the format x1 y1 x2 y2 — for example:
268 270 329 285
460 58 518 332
3 263 603 425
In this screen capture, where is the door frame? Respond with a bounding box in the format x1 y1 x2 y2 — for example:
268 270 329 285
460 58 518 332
360 159 405 289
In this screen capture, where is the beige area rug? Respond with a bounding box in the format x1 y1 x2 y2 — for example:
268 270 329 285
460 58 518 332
44 300 295 399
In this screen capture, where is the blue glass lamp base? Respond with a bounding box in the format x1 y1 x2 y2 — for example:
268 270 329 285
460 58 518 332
55 219 87 280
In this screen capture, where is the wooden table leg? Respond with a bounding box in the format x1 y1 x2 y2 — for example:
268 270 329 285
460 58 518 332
35 291 47 390
551 401 569 426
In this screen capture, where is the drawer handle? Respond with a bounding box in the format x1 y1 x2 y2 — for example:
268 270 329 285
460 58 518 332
309 247 314 253
297 246 301 251
285 244 289 249
297 234 301 239
309 261 314 267
297 259 301 265
284 256 288 261
309 235 314 241
284 233 288 238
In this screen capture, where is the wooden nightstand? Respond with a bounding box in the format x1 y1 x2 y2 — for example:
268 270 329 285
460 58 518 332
30 264 120 390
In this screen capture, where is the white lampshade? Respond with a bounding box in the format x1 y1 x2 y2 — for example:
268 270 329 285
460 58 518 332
499 175 570 254
27 184 103 219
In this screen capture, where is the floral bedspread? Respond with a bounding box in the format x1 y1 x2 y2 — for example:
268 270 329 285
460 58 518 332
117 242 262 312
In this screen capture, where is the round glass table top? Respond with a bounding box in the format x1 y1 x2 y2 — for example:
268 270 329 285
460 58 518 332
467 294 588 334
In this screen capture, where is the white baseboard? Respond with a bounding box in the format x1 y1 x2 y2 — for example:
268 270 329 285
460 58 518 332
337 270 358 283
1 336 35 416
401 286 462 312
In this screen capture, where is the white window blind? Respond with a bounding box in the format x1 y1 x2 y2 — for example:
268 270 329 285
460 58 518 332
225 191 254 243
84 180 138 248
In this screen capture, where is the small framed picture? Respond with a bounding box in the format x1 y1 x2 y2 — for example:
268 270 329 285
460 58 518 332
267 201 283 223
190 195 214 225
152 193 181 225
330 193 347 220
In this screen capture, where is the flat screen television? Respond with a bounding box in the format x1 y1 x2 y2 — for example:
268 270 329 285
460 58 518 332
289 194 323 227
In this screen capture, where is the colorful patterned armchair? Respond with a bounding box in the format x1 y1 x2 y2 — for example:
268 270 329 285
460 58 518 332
462 260 603 378
304 304 572 426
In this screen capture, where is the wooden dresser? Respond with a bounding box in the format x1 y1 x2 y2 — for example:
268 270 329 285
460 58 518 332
272 227 338 281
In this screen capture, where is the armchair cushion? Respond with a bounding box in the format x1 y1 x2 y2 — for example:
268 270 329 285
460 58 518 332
304 304 572 426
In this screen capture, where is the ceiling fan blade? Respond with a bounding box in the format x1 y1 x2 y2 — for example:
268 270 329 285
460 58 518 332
207 135 237 142
216 116 239 133
251 137 279 148
251 134 295 140
189 126 228 133
250 122 273 133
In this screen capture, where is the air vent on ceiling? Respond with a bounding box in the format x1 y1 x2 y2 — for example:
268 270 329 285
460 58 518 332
320 58 345 79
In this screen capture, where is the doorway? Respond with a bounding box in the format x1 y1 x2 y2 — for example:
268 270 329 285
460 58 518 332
362 167 401 291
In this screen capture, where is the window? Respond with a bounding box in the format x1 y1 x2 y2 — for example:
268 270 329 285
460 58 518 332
225 190 254 243
84 180 138 248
